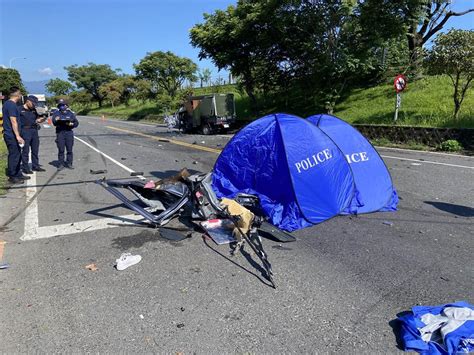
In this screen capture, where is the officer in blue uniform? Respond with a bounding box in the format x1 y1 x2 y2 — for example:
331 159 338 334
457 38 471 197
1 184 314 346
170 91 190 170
1 86 30 183
52 99 79 170
19 95 47 174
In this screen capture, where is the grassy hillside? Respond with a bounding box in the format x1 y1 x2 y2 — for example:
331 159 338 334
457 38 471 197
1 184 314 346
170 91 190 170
335 75 474 128
75 84 252 122
74 75 473 128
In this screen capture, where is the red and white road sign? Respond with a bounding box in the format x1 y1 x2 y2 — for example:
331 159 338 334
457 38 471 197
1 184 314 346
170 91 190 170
394 74 407 93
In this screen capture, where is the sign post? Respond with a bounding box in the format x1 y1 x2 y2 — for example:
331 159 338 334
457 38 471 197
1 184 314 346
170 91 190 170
393 74 407 122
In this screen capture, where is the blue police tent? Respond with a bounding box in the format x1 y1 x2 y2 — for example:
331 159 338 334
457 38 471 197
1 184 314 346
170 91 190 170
212 113 398 231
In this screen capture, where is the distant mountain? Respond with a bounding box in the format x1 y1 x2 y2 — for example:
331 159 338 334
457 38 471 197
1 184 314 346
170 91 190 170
24 80 50 95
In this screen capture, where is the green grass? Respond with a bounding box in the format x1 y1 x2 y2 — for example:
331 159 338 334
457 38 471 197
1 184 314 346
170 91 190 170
0 139 8 195
74 75 473 128
334 75 474 128
74 84 253 123
75 100 165 122
370 137 434 151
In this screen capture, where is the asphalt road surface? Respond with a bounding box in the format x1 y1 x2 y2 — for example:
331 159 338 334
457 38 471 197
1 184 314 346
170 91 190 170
0 116 473 353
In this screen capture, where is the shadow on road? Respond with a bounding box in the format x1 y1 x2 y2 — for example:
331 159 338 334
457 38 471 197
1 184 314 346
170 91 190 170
424 201 474 217
388 311 412 351
202 235 274 288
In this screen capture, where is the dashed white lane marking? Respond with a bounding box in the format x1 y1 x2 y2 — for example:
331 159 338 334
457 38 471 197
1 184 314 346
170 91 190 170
20 137 149 241
380 155 474 170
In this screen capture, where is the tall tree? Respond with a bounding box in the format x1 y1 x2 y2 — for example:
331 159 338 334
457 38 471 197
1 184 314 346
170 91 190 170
427 29 474 120
134 51 197 98
202 68 212 87
69 90 94 107
45 78 74 96
65 63 119 107
191 0 377 113
359 0 474 67
0 68 26 95
191 1 285 110
134 79 155 103
99 75 136 107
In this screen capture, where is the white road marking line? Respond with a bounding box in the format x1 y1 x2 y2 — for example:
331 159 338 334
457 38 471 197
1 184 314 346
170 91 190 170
20 136 150 241
380 155 474 170
21 213 145 241
23 173 39 236
74 136 146 180
376 145 472 158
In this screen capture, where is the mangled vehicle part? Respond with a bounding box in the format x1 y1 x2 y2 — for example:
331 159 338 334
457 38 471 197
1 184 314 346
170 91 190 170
97 179 190 227
96 171 285 288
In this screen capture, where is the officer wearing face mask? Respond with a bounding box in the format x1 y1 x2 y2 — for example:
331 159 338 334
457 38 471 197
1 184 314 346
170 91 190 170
19 95 47 174
51 99 79 170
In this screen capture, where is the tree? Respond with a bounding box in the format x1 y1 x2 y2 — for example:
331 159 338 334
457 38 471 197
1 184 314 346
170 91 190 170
0 67 26 95
190 1 285 110
69 90 94 107
198 68 212 87
99 75 136 107
191 0 378 113
134 51 198 98
134 79 155 103
45 78 74 96
65 63 119 107
427 29 474 120
359 1 474 68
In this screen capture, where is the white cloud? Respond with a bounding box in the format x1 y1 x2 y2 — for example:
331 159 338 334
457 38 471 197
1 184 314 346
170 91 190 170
0 64 7 69
38 67 53 75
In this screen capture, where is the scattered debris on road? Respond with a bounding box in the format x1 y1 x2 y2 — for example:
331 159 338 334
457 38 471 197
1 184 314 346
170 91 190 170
90 169 107 175
95 113 400 288
85 263 98 271
396 301 474 354
0 263 10 269
115 253 142 271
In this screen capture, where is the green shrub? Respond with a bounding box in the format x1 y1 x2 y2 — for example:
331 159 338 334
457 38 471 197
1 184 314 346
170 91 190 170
438 139 463 152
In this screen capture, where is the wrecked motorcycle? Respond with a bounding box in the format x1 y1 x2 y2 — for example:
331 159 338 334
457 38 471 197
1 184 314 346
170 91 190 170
96 169 295 288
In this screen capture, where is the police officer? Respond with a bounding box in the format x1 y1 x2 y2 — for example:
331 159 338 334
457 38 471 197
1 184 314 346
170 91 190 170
1 86 30 183
19 95 47 174
52 99 79 170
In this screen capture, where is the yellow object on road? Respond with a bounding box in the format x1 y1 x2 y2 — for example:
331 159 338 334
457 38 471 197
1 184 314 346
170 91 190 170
220 198 254 240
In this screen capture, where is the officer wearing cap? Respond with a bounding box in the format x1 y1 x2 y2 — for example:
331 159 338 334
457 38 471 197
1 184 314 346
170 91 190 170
52 99 79 170
1 86 30 183
19 95 47 174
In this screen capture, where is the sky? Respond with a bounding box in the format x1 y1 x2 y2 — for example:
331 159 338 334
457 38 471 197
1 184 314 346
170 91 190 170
1 0 473 83
0 0 235 82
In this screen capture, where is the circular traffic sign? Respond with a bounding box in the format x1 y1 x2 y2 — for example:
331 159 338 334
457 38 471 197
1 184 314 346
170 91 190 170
394 74 407 93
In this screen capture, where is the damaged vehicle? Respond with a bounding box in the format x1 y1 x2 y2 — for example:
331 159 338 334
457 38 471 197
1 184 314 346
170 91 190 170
97 169 295 288
97 113 397 288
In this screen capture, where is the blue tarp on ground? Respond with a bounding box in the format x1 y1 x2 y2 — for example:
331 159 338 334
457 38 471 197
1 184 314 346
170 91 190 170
397 301 474 355
212 113 398 231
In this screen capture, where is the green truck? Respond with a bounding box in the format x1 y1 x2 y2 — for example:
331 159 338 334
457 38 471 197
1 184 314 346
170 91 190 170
178 93 236 134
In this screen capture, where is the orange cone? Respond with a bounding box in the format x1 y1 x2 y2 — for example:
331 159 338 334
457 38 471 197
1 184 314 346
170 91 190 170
47 117 52 125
